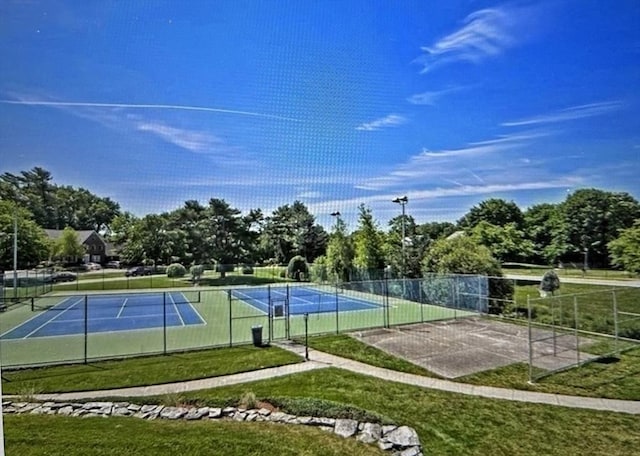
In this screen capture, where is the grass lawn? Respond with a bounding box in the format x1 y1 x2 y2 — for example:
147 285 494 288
53 268 289 291
163 368 640 456
2 345 302 394
301 332 640 400
512 282 640 338
4 415 385 456
299 334 438 377
503 266 636 280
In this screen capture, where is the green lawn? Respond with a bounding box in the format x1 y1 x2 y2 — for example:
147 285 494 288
503 266 637 280
4 415 385 456
299 334 439 377
2 345 302 394
512 282 640 338
160 368 640 456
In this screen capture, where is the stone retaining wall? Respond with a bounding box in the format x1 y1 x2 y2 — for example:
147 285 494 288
3 401 423 456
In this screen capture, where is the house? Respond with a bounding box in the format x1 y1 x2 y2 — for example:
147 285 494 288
44 229 108 264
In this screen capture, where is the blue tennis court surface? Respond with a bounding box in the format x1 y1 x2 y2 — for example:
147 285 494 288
232 286 381 315
1 292 204 340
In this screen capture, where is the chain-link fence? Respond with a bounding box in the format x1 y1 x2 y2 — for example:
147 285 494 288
0 275 490 369
524 287 640 382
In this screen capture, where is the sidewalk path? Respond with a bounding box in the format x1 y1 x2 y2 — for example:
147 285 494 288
24 342 640 415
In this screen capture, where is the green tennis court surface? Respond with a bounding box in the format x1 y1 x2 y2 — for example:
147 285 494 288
0 286 474 368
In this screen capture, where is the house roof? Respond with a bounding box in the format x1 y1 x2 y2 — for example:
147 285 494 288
44 229 104 245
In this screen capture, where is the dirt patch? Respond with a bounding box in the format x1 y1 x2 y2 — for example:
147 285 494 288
350 317 597 378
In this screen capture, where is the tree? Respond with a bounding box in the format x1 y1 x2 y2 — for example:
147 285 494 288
352 204 385 277
608 221 640 275
384 214 425 278
287 255 309 281
563 189 640 267
458 198 524 229
523 203 570 265
325 216 354 283
53 227 85 264
259 201 327 264
470 221 534 263
539 270 560 296
422 236 513 314
0 200 50 270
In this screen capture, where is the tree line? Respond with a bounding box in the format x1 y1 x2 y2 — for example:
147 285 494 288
1 167 639 276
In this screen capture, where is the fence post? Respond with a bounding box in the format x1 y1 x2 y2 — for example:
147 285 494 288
612 290 619 348
267 285 272 342
552 298 557 356
163 292 167 355
335 284 339 334
573 295 580 365
384 276 390 328
228 290 233 347
419 280 424 323
84 295 88 364
527 295 533 383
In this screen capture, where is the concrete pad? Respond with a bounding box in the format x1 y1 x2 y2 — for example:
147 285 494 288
351 317 598 378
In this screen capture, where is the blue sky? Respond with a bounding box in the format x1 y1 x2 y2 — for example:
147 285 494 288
1 0 639 230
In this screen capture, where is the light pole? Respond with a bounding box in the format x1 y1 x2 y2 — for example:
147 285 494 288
392 196 408 278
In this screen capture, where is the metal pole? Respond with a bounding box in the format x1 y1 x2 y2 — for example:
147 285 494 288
612 290 619 348
228 290 233 347
304 313 309 360
527 295 533 383
163 292 167 354
574 296 580 365
84 295 88 364
13 212 17 299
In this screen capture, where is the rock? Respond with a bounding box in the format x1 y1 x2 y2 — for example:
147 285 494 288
57 406 74 416
160 407 187 420
378 440 394 451
127 404 142 412
209 408 222 418
82 402 113 410
358 422 382 444
185 407 209 420
385 426 420 448
222 407 236 415
269 412 287 422
233 412 246 421
397 446 422 456
382 425 397 435
257 408 271 416
141 404 159 413
334 419 359 438
112 407 132 417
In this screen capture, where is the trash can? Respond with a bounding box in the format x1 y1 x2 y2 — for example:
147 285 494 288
251 325 263 347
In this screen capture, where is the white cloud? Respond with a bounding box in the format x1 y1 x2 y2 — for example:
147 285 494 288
501 101 623 127
0 98 300 122
406 85 473 105
416 4 540 74
356 114 406 131
136 121 227 154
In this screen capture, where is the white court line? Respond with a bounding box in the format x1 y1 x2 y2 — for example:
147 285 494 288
24 298 84 339
0 296 74 338
116 298 129 318
168 293 185 326
181 292 207 325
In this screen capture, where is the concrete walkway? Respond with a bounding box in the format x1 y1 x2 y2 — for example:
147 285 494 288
25 342 640 415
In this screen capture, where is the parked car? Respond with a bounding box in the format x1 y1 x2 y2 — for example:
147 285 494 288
47 271 78 283
105 261 121 269
125 266 153 277
84 262 102 271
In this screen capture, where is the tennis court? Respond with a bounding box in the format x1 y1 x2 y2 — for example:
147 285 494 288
0 292 204 340
231 285 381 315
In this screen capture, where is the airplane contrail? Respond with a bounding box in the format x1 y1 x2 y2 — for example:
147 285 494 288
0 99 301 122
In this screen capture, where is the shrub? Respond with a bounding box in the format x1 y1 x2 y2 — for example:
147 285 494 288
279 269 286 278
190 264 205 283
539 270 560 296
166 263 187 278
287 256 309 281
